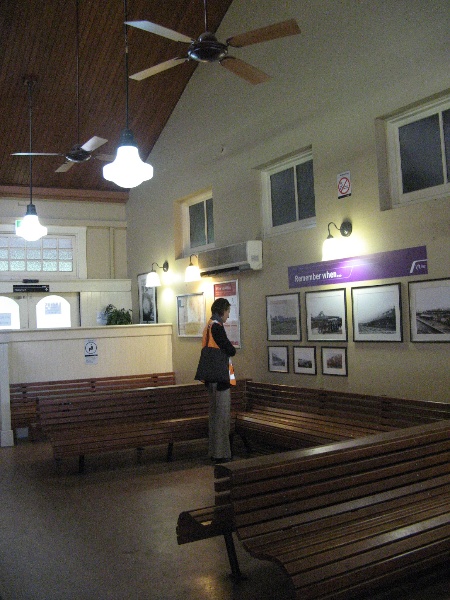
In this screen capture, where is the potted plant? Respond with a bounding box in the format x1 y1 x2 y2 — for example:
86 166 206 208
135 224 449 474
104 304 132 325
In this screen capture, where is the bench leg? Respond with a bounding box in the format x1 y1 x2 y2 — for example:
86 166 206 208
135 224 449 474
223 531 243 581
78 454 85 474
236 430 252 456
167 442 174 462
136 447 144 464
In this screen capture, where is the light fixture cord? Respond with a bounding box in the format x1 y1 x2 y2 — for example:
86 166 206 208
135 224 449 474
123 0 130 130
27 78 34 207
203 0 208 31
75 0 80 144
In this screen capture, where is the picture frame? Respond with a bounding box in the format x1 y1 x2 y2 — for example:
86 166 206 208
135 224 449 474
177 292 206 337
268 346 289 373
266 293 301 341
408 278 450 342
351 283 403 342
137 273 157 323
293 346 316 375
321 347 347 376
305 288 347 341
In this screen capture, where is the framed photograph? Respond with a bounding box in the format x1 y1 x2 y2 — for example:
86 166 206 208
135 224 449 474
177 292 206 337
138 273 157 323
305 288 347 342
409 278 450 342
321 347 347 376
268 346 289 373
266 293 301 341
293 346 316 375
352 283 402 342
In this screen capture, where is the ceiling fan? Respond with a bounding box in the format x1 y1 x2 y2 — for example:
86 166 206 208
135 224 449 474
126 0 300 85
12 0 112 172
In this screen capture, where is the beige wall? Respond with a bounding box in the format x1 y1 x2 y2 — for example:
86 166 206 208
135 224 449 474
126 0 449 402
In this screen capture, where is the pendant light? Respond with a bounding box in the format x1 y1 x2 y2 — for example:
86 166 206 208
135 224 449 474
103 0 153 188
16 79 48 242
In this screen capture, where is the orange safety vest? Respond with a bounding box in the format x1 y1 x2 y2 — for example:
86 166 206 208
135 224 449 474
202 319 236 385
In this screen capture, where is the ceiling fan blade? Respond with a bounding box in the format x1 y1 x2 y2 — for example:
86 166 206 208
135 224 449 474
220 57 270 85
55 162 75 173
95 153 115 162
81 136 108 152
12 152 61 156
130 57 188 81
125 20 193 44
227 18 300 48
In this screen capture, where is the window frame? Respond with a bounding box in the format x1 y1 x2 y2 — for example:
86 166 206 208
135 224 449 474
0 225 87 281
261 149 316 238
181 189 215 256
378 92 450 209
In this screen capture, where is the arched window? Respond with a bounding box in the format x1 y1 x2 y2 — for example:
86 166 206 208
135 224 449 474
36 295 71 329
0 296 20 329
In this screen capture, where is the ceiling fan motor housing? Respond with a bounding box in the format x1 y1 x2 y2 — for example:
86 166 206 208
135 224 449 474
65 145 92 163
188 32 228 62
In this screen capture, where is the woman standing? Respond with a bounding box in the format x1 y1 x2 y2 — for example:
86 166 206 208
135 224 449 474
200 298 236 463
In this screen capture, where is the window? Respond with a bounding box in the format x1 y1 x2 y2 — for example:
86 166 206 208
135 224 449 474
181 189 214 254
262 149 316 236
378 92 450 208
0 226 87 280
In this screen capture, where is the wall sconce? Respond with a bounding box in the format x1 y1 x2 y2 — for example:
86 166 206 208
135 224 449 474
185 254 201 282
322 220 352 261
145 261 169 287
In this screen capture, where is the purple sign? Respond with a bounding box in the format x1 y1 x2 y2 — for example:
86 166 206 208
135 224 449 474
288 246 428 289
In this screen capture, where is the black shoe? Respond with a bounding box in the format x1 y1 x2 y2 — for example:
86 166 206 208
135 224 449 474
214 457 231 464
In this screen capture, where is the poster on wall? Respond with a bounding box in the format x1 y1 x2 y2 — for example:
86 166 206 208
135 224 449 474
213 280 241 348
177 292 206 337
138 274 157 323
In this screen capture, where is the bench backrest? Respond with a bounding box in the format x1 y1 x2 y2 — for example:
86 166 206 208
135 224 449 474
9 372 176 429
37 379 247 431
215 420 450 546
244 381 450 427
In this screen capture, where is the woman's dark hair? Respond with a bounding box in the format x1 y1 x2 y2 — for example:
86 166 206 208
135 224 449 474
211 297 231 316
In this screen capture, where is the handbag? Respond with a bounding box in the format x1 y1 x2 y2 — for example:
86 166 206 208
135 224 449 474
195 346 230 383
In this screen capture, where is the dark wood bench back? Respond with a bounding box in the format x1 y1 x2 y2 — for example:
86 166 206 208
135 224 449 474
244 381 450 427
214 420 450 597
9 372 176 431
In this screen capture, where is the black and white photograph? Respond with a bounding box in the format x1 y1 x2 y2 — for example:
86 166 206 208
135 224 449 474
137 273 157 324
293 346 316 375
305 288 347 342
352 283 402 342
409 278 450 342
321 346 348 376
268 346 289 373
266 293 301 341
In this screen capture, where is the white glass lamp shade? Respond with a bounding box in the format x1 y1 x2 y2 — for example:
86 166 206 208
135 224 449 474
16 204 47 242
103 130 153 189
145 270 161 287
185 263 201 282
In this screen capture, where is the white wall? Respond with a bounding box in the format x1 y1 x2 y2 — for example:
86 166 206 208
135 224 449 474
126 0 449 402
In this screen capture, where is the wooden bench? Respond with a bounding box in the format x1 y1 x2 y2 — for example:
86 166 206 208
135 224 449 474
180 420 450 596
235 381 450 452
38 380 247 472
9 371 176 441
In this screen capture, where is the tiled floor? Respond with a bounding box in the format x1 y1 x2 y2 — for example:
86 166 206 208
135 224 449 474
0 439 449 600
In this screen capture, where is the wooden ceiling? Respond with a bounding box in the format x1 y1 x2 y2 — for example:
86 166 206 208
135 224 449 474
0 0 234 201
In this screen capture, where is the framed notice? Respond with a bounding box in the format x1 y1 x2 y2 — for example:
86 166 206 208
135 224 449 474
306 288 347 342
266 293 301 341
177 292 206 337
352 283 402 342
408 278 450 342
138 273 157 323
214 280 241 348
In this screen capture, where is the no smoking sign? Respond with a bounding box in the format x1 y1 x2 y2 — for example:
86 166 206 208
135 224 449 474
337 171 352 199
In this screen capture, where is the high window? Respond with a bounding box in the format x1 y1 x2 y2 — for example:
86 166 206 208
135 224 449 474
262 149 316 237
181 190 214 254
378 92 450 208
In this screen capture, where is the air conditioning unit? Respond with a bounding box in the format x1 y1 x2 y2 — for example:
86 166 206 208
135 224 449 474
197 240 262 277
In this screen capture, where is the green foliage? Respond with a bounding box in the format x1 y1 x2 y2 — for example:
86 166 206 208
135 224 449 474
104 304 132 325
